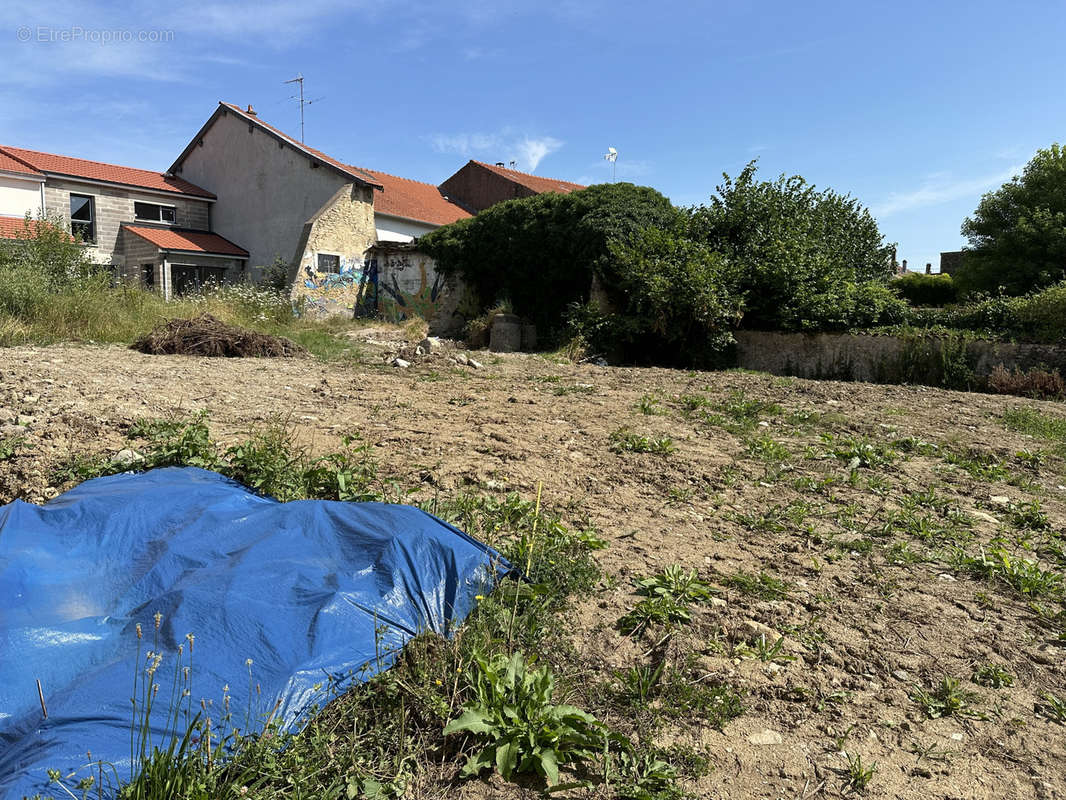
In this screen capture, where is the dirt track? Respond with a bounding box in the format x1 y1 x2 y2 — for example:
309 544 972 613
1 334 1064 800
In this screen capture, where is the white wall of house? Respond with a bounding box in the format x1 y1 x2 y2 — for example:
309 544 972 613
0 174 43 218
374 213 437 243
173 109 363 277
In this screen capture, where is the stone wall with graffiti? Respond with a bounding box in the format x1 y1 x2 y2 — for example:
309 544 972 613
290 183 378 317
365 242 464 336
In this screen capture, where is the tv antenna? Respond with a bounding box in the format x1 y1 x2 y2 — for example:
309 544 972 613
604 146 618 182
284 73 323 142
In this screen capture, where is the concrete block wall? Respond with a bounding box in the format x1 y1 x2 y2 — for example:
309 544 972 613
119 229 161 287
43 178 211 266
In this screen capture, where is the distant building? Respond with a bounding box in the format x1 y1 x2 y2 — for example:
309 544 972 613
940 250 965 276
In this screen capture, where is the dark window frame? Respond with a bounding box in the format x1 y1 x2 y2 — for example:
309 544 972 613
134 201 177 224
317 253 341 273
69 193 95 243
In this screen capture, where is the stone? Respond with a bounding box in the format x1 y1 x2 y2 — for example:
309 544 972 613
891 669 910 682
392 358 410 368
0 408 15 424
414 346 425 356
739 619 781 641
419 336 442 353
455 353 470 366
990 495 1010 505
489 313 523 353
113 448 144 467
747 729 783 746
710 597 728 608
468 358 483 369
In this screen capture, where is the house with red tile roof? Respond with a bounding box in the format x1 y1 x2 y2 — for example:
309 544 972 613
167 102 582 327
0 143 247 298
439 160 585 214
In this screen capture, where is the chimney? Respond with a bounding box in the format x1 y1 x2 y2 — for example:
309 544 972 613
901 259 908 271
246 104 257 116
495 161 505 167
925 263 932 274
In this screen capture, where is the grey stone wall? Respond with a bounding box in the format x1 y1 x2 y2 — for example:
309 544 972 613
43 178 210 265
734 330 1066 386
119 229 161 287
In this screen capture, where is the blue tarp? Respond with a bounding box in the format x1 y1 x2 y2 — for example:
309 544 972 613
0 467 508 799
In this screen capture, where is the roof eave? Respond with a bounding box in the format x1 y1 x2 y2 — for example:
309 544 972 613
43 171 216 200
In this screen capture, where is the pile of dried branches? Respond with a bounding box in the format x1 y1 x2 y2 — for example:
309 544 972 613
132 314 305 358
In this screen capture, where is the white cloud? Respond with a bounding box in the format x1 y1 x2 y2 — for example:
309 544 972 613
515 136 562 171
429 129 564 172
872 165 1023 218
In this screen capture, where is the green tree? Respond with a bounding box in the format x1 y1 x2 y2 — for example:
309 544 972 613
569 225 744 365
685 161 898 331
418 182 678 338
958 144 1066 296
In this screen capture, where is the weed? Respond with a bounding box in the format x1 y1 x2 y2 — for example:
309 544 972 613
0 435 23 461
745 434 790 463
676 393 711 415
444 651 606 786
958 547 1063 599
617 595 692 635
912 677 980 719
722 570 791 600
826 435 895 469
711 390 782 432
610 428 675 455
843 752 877 794
636 564 715 604
943 448 1009 482
971 663 1014 689
665 486 694 506
735 635 795 664
1008 500 1051 531
1001 407 1066 443
1042 692 1066 724
636 394 665 415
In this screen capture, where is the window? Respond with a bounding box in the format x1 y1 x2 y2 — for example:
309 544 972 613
70 194 95 243
171 264 228 296
142 263 155 289
317 253 340 273
134 202 177 224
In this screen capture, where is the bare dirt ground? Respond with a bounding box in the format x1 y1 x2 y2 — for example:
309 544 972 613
1 332 1064 800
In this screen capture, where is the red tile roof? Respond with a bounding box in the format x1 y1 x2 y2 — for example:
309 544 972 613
123 225 248 257
0 150 42 178
352 166 472 226
0 145 213 198
219 103 382 189
472 160 585 195
0 214 72 240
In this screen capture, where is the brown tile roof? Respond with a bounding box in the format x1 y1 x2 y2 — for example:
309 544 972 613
0 146 214 198
472 160 585 195
352 166 472 226
123 225 248 257
0 151 42 178
0 214 73 240
219 103 382 189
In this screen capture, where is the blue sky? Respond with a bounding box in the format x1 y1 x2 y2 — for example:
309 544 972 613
1 0 1062 271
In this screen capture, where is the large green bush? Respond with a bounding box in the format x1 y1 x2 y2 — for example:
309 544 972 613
567 226 743 365
684 162 898 331
892 272 958 307
418 183 678 338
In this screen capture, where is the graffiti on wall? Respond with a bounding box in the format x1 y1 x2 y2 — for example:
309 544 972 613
379 259 446 323
296 254 376 317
